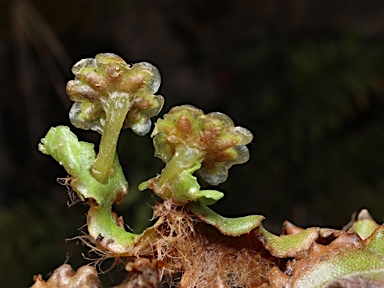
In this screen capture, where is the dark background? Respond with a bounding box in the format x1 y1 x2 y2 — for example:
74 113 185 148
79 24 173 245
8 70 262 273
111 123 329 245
1 0 384 286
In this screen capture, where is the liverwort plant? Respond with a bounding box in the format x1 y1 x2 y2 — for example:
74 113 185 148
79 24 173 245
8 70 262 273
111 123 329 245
140 104 253 202
150 104 253 188
38 53 164 254
34 52 384 288
67 53 163 183
140 104 265 236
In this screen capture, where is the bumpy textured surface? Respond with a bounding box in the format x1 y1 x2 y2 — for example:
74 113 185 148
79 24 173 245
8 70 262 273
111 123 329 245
67 53 163 136
152 105 253 186
67 53 164 183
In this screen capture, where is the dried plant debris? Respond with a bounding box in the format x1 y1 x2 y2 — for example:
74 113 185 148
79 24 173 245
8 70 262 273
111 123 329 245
31 264 101 288
143 207 384 287
148 202 272 287
112 258 164 288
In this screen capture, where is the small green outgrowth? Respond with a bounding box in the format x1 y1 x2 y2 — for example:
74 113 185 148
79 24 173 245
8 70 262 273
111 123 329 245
144 105 253 204
188 201 264 236
67 53 164 183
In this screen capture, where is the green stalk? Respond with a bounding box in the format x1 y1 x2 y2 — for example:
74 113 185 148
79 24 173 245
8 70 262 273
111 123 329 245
92 93 131 183
158 144 204 187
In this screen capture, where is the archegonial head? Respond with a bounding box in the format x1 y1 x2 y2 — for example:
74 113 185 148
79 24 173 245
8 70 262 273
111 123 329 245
152 105 253 185
67 53 164 136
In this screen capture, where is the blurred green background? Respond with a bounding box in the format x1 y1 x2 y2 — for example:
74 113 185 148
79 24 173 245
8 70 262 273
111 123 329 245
1 0 384 286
